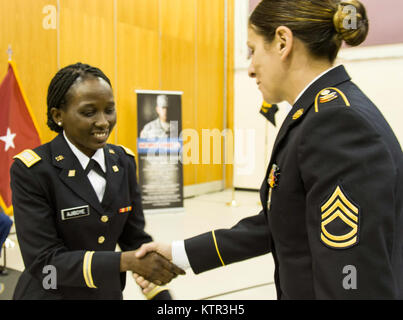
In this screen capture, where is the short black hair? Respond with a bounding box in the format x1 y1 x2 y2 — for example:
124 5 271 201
46 62 112 133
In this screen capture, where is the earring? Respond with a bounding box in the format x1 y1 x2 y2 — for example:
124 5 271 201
58 122 62 126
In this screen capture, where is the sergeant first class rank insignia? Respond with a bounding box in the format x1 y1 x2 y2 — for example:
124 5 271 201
267 164 280 210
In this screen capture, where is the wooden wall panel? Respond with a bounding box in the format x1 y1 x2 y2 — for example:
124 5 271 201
0 0 58 144
59 0 116 145
160 0 197 185
59 0 115 67
1 0 234 189
118 0 159 31
116 25 160 150
59 0 115 92
116 0 160 151
226 0 235 188
196 0 225 184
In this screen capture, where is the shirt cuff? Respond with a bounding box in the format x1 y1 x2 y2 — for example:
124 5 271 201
171 240 191 270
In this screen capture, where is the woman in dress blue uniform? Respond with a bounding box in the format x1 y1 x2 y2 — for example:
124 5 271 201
10 63 184 300
136 0 403 299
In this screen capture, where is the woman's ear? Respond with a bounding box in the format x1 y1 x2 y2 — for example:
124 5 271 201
50 107 63 127
274 26 293 61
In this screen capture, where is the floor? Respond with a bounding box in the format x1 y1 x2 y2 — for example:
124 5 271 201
1 189 277 300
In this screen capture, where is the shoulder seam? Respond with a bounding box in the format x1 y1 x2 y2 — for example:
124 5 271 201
119 145 135 158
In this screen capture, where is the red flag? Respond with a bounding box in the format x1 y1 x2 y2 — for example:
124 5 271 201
0 61 41 215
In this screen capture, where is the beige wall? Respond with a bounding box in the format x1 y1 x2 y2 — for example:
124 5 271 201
338 44 403 146
0 0 234 189
233 0 402 189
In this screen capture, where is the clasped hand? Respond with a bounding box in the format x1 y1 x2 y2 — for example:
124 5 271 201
120 249 184 286
132 241 174 294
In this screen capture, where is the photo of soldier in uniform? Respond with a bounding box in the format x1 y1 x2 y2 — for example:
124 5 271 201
138 94 180 139
136 91 184 213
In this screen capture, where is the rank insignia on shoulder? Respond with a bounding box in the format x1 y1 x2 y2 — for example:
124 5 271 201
120 145 135 157
55 155 64 162
319 90 338 103
13 149 41 168
320 185 360 249
314 87 351 113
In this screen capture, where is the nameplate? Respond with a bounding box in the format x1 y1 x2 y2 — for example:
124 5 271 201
61 205 90 220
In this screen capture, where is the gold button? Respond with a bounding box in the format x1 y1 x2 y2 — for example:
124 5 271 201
98 236 105 244
101 216 109 223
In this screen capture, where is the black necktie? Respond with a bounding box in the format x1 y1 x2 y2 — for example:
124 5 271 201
260 103 279 127
84 159 106 178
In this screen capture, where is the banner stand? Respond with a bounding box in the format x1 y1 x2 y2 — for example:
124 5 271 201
135 90 184 214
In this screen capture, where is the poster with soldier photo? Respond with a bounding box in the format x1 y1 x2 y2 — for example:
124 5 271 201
135 90 184 213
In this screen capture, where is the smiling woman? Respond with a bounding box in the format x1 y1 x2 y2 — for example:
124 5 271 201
48 65 116 157
9 63 185 300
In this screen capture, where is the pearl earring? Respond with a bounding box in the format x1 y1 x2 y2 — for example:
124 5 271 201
58 122 62 126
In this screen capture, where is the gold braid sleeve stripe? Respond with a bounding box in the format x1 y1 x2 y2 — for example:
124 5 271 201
212 230 225 266
145 286 169 300
83 251 97 289
321 234 357 248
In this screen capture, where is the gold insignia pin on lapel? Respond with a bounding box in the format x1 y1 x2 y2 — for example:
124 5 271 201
292 108 304 120
109 149 115 154
68 170 76 177
112 165 119 172
55 155 64 162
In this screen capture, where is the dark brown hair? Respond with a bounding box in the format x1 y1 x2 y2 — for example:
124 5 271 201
249 0 369 62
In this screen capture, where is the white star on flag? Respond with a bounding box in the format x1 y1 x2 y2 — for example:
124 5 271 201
0 128 17 152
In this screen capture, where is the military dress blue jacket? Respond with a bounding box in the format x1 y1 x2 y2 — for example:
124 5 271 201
185 65 403 299
11 134 169 300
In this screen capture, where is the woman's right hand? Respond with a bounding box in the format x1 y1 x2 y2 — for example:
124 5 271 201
120 250 185 285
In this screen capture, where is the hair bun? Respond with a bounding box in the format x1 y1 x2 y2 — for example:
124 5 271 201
333 0 369 46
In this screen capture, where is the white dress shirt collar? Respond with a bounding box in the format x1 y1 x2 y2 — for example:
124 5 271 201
293 65 339 106
63 131 106 172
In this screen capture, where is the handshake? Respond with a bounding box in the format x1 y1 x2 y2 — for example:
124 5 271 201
120 242 182 287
